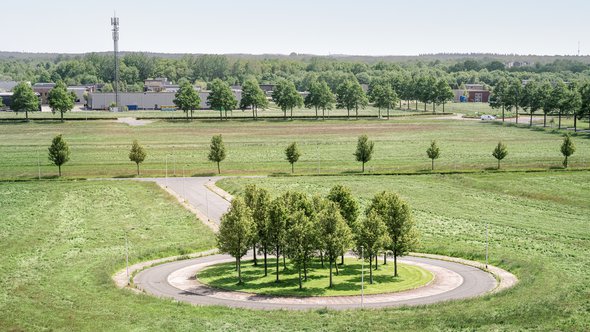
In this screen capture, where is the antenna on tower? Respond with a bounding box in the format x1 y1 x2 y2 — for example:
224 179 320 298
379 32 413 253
111 13 120 110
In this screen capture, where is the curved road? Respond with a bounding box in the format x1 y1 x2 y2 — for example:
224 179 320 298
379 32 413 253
134 253 497 310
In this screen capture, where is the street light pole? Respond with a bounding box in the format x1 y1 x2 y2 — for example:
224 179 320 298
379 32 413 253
361 247 365 308
36 146 41 180
206 179 210 221
165 155 168 188
125 231 130 285
485 221 489 269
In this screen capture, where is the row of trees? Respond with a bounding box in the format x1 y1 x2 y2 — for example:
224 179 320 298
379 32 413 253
490 78 590 131
217 184 418 287
44 132 578 177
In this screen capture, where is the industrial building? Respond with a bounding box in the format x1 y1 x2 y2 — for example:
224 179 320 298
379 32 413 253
88 90 242 110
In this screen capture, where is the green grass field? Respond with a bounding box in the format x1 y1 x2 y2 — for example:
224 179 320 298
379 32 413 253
1 117 588 179
198 258 433 297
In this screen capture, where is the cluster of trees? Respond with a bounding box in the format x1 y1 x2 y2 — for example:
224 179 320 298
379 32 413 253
217 184 418 287
490 78 590 131
490 134 576 169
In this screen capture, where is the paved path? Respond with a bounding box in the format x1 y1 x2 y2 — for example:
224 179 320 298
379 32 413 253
133 253 499 310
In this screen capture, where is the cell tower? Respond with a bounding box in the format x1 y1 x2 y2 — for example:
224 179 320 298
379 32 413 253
111 14 120 110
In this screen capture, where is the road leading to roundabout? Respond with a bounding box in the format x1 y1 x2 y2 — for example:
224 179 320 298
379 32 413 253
114 177 517 310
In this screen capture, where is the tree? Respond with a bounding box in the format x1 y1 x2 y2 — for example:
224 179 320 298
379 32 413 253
490 78 508 122
317 201 352 288
304 81 335 120
492 141 508 169
207 78 237 120
563 83 582 131
505 79 524 124
327 185 359 265
578 82 590 130
284 210 315 289
366 191 418 277
521 81 544 127
337 79 368 119
174 81 201 121
243 185 271 273
208 134 226 174
268 197 288 282
285 142 301 173
48 134 70 177
11 82 39 121
354 134 375 172
434 79 454 113
272 79 303 120
369 81 398 119
240 78 268 120
128 140 147 175
426 140 440 170
47 81 75 122
354 210 389 284
560 134 576 168
217 197 254 285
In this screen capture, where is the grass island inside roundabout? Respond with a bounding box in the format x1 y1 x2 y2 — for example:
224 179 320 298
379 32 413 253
197 257 433 297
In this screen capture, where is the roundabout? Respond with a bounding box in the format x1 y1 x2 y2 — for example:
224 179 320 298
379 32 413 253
129 252 516 310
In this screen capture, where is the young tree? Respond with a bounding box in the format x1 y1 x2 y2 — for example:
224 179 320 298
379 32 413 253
336 79 368 120
208 134 226 174
48 134 71 177
268 197 288 282
546 81 569 130
327 185 359 265
285 210 315 289
48 81 75 122
11 82 39 121
492 141 508 169
354 211 389 284
562 83 582 131
369 81 399 119
490 78 508 122
305 81 335 120
284 142 301 173
354 134 375 172
272 79 303 120
426 140 440 170
317 201 352 288
434 79 454 113
521 80 543 127
560 134 576 168
240 78 268 119
505 79 524 124
128 140 147 175
174 81 201 121
207 78 237 120
243 185 271 273
366 191 418 277
579 82 590 130
217 197 254 285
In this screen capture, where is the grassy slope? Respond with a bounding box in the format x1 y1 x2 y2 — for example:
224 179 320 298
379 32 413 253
218 171 590 330
198 258 433 297
1 117 588 179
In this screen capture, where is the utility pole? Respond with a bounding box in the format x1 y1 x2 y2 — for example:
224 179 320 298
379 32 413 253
485 221 489 269
361 246 364 308
125 231 130 285
111 14 120 110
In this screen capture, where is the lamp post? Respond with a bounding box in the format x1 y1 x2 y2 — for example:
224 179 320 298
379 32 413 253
361 246 364 308
165 155 168 188
485 221 489 269
36 146 41 180
206 178 210 221
125 231 130 285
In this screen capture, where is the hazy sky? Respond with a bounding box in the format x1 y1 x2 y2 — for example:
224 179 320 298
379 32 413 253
2 0 589 56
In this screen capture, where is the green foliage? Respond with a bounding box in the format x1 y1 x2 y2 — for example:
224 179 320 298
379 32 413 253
284 211 315 289
47 134 70 176
369 80 399 118
243 184 271 271
128 140 147 175
327 185 359 228
353 134 375 172
11 82 39 119
285 142 301 173
354 211 389 283
208 134 226 174
426 140 440 170
217 197 254 284
336 79 368 119
47 81 75 122
366 191 417 277
492 141 508 169
304 81 335 119
272 79 303 119
173 81 201 120
560 134 576 168
240 78 268 119
207 78 237 120
316 201 352 287
268 197 288 282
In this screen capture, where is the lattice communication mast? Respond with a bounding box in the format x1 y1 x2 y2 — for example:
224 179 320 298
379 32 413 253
111 14 120 110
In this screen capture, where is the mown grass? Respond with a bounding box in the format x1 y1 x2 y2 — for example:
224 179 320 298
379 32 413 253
198 258 432 297
218 171 590 330
1 116 588 179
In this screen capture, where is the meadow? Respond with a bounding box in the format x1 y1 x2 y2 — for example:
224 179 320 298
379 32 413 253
1 115 588 179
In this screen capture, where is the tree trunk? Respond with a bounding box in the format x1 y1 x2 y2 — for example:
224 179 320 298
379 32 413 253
315 106 318 120
298 267 303 289
283 255 286 269
253 244 257 266
253 107 255 120
329 259 333 288
264 247 268 277
320 251 324 267
502 106 505 122
574 115 577 132
322 108 325 120
394 250 398 277
383 252 387 265
498 159 500 170
387 106 390 119
335 260 339 275
217 162 220 174
558 111 562 129
291 163 294 174
424 102 427 112
362 162 365 173
431 158 434 171
61 111 64 122
58 164 61 177
340 254 344 265
220 109 223 121
369 254 373 284
191 109 194 120
26 110 29 121
347 108 350 119
374 253 378 270
433 103 436 114
136 163 140 175
530 112 533 127
564 156 568 168
284 109 287 119
516 106 519 124
237 257 242 284
290 107 293 120
275 246 280 282
443 101 446 113
378 107 381 119
544 113 547 127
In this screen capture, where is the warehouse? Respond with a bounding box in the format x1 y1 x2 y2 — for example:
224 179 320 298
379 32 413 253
88 90 242 110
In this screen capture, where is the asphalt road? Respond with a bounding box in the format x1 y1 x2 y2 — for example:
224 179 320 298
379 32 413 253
134 254 496 310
